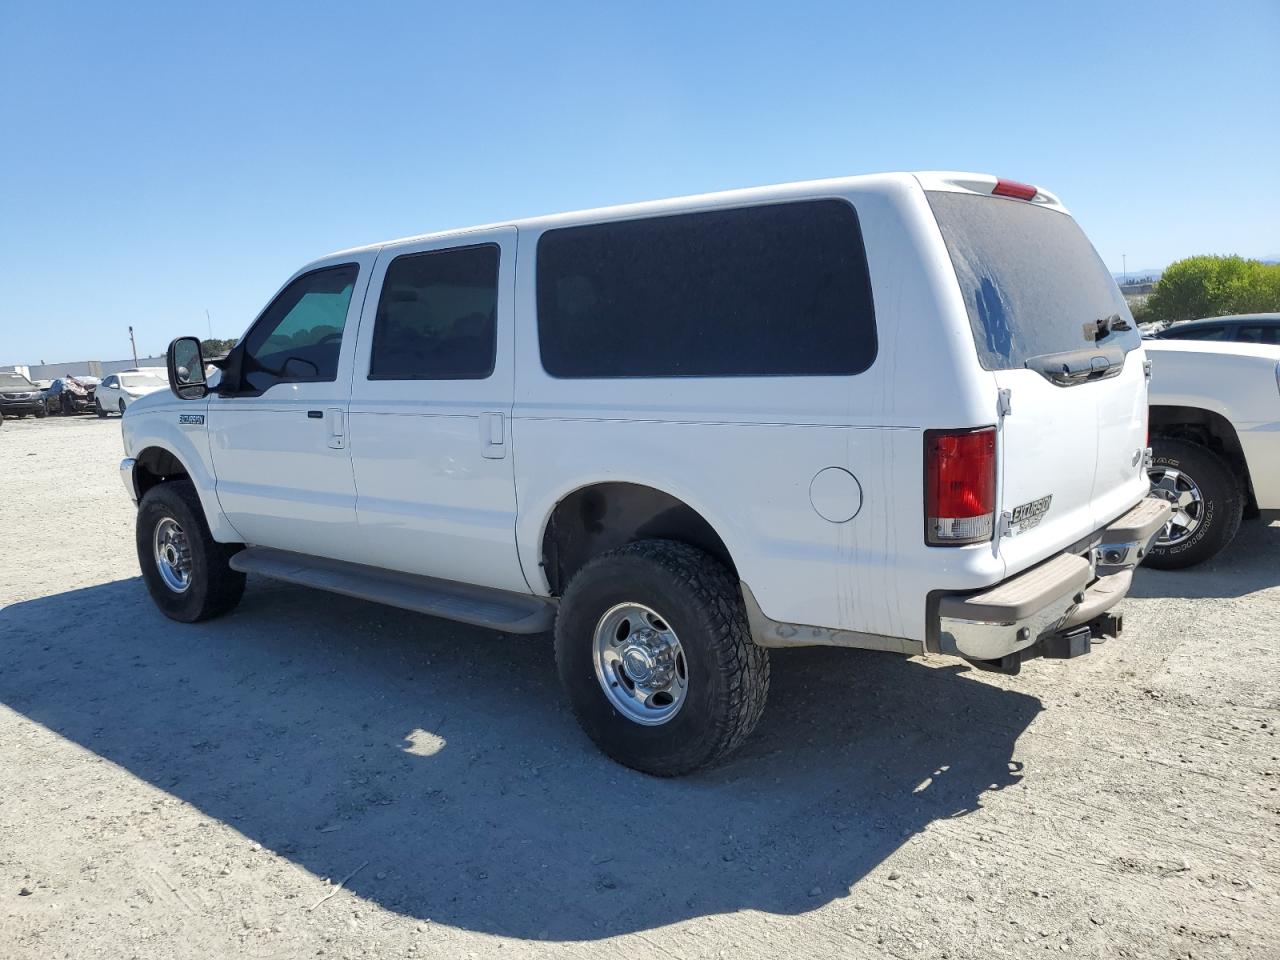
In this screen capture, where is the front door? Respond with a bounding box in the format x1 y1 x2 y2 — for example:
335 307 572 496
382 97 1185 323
207 255 375 558
345 227 528 594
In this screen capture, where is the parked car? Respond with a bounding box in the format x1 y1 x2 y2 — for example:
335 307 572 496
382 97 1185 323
1145 339 1280 567
1154 313 1280 345
94 369 168 417
0 372 49 418
119 172 1171 775
45 376 96 414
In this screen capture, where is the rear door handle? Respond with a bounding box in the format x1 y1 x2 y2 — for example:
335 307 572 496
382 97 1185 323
480 411 506 459
326 408 346 449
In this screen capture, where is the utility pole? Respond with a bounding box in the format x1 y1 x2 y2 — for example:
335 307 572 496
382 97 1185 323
206 309 213 340
128 326 138 366
1122 254 1127 285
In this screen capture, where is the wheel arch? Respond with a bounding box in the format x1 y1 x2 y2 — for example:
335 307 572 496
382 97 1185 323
132 444 192 500
537 480 739 596
1149 404 1257 515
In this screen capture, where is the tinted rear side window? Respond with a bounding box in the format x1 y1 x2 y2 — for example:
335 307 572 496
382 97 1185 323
368 245 499 380
927 191 1140 370
1160 325 1228 341
1238 325 1280 344
536 200 876 378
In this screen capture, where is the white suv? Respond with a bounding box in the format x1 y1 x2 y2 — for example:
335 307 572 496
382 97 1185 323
120 172 1170 775
95 369 169 417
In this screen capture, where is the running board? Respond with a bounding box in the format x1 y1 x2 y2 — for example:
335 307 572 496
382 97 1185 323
228 548 556 634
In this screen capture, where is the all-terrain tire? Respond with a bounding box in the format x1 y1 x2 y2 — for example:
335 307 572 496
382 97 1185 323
1145 438 1244 570
554 539 770 776
136 480 246 622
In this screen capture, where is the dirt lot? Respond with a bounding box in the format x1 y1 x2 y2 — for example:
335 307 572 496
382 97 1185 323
1 415 1277 960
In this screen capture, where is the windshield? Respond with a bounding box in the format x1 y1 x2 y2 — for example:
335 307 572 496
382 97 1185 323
0 373 35 389
927 191 1141 370
120 373 167 389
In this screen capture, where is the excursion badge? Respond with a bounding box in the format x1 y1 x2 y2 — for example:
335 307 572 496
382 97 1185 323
1008 494 1052 534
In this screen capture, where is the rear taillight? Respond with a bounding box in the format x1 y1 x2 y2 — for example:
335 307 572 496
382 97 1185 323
992 178 1038 201
925 427 997 545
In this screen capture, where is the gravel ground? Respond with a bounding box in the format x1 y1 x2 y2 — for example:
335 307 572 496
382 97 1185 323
1 415 1277 960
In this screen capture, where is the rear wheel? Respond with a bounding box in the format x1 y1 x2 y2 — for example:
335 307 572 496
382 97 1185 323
554 540 769 776
1145 438 1244 569
136 480 245 622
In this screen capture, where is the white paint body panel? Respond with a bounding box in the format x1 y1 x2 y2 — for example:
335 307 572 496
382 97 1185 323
204 250 377 559
344 227 529 594
1146 340 1280 510
120 171 1152 648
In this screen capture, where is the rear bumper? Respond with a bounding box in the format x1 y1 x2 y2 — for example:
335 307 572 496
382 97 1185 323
935 496 1172 663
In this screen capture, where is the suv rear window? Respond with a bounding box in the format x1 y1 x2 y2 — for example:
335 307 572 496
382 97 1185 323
927 191 1140 370
536 200 877 378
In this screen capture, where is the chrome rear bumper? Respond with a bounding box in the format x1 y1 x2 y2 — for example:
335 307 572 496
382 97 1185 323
935 496 1172 663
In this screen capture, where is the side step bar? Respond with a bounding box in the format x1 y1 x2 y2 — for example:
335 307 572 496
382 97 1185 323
229 548 556 634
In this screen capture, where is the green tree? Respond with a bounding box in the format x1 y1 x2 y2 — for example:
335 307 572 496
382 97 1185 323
200 337 238 356
1145 255 1280 324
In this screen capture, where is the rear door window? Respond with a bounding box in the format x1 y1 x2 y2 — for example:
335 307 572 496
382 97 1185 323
1238 325 1279 345
1163 325 1227 341
368 244 499 380
927 191 1140 370
536 199 876 378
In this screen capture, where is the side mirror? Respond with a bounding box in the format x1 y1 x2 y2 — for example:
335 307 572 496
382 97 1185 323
167 337 208 399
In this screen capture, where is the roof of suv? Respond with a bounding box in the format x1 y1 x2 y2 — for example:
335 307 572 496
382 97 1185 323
319 171 1069 262
1163 313 1280 330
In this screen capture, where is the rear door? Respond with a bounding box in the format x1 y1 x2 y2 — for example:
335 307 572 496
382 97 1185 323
344 227 528 594
926 186 1148 573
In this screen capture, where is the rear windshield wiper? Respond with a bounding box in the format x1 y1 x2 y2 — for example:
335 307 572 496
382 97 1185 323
1085 313 1132 341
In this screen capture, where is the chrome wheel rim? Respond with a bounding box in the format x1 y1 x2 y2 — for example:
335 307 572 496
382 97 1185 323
153 517 193 593
592 602 688 726
1149 466 1204 546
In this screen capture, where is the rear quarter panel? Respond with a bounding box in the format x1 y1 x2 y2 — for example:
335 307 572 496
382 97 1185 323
511 176 1003 644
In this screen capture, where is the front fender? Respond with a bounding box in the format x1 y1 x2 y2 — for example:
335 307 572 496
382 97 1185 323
123 401 241 543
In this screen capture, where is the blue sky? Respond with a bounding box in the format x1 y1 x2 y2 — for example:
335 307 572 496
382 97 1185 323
1 0 1276 366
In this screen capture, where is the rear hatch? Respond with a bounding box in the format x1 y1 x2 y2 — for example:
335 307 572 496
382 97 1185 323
925 179 1149 573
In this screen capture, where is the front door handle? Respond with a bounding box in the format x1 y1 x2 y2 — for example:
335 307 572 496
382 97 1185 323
307 410 323 419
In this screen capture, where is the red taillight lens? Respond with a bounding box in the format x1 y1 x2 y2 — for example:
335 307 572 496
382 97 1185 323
925 427 996 545
992 178 1038 201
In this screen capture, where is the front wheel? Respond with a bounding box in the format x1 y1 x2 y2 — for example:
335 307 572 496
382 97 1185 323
555 540 770 776
35 402 47 419
1145 438 1244 569
118 399 127 415
95 399 108 419
136 481 245 622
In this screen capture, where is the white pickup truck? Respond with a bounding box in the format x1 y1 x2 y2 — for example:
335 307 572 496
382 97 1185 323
119 172 1171 775
1145 339 1280 567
